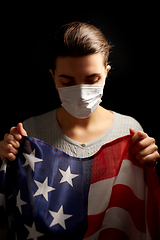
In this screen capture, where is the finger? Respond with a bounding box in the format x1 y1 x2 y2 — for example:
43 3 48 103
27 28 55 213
5 143 18 155
6 152 17 161
135 143 159 161
131 137 155 155
4 133 14 143
17 123 27 136
1 140 18 155
9 140 20 149
131 131 148 146
10 127 23 141
0 146 17 161
129 128 137 135
139 151 160 165
4 134 20 149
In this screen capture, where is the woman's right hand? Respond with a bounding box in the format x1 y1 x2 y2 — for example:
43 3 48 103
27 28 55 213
0 123 27 161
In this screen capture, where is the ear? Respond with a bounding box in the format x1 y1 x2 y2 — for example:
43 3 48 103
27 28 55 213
49 69 55 81
103 65 111 87
106 65 111 76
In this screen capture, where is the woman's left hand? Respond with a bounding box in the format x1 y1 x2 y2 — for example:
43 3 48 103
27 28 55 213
130 129 160 165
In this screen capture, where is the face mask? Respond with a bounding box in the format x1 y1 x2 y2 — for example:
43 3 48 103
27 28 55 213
58 83 104 119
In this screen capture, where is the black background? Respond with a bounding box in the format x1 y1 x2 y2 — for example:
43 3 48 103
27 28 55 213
1 3 159 176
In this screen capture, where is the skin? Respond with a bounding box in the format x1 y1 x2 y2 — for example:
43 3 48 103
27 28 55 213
0 53 159 164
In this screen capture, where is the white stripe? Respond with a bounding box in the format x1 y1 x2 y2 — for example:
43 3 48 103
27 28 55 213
85 207 146 240
114 160 145 200
102 207 146 240
88 160 145 215
88 178 115 215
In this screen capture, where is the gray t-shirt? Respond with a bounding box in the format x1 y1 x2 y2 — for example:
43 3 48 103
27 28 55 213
23 109 143 158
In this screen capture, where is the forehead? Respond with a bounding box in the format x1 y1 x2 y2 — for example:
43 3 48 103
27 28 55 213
55 53 105 76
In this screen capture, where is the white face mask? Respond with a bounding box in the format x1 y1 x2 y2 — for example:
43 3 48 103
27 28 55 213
58 83 104 119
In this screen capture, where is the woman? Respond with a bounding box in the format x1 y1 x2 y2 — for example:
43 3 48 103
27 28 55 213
0 21 160 240
0 22 159 164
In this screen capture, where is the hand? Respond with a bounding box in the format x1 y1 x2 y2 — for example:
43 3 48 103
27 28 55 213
130 129 160 165
0 123 27 161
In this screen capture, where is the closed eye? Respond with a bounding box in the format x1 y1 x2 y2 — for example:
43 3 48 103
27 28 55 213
58 74 75 86
62 82 75 86
85 76 100 84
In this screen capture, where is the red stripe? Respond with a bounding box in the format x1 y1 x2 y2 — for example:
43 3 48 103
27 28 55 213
98 228 130 240
86 135 160 239
91 145 124 184
145 165 160 239
85 184 146 238
91 135 142 184
107 184 146 233
84 210 106 238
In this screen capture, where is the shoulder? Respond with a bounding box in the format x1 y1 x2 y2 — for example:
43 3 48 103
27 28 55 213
110 111 143 138
114 111 143 130
23 109 56 126
23 109 57 138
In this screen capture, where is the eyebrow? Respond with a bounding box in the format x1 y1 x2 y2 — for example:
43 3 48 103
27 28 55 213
58 73 101 79
58 74 75 79
86 73 101 78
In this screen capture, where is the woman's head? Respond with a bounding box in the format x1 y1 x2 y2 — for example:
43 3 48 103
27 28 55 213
49 22 110 72
49 22 111 118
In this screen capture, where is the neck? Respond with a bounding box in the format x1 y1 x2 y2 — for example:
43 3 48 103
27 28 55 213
57 106 103 129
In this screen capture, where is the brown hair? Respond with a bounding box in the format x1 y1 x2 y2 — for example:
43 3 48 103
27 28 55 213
49 22 110 71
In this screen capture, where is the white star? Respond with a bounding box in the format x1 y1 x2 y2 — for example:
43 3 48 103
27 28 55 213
49 205 72 230
17 190 27 214
0 158 7 173
25 222 44 240
22 149 43 171
59 166 79 187
33 177 55 201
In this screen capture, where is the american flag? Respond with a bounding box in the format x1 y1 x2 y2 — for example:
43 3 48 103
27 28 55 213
0 135 159 239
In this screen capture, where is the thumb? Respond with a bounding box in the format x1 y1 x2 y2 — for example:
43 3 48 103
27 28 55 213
129 128 137 135
17 123 28 136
